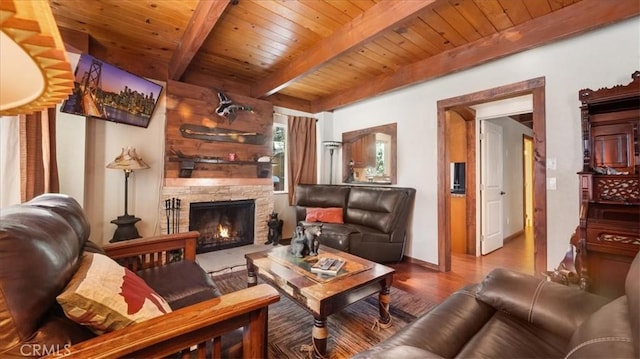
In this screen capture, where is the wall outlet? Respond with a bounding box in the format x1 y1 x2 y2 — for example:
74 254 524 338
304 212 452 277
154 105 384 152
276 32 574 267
547 158 557 170
547 177 557 190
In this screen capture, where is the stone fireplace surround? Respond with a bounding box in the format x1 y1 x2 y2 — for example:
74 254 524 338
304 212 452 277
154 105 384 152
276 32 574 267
160 179 274 246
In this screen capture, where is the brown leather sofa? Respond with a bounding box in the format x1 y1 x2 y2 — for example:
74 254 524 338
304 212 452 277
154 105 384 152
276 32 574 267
353 252 640 358
294 184 416 263
0 193 279 358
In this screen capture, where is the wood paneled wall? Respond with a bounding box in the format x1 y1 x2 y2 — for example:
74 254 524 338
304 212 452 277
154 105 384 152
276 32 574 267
447 111 468 254
165 80 274 180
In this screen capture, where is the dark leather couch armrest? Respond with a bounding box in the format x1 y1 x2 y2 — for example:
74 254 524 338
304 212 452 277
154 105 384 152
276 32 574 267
476 268 610 339
354 285 495 358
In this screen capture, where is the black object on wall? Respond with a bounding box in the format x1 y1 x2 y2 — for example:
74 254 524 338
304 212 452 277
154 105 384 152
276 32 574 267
450 162 466 194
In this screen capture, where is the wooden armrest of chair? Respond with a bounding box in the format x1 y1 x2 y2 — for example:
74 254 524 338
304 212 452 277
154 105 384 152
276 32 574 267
102 231 199 270
44 284 279 359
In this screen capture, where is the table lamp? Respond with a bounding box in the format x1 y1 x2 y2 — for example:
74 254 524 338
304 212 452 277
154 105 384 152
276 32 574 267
107 147 149 242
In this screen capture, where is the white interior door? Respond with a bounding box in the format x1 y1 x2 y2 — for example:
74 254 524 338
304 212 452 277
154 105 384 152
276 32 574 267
481 120 504 255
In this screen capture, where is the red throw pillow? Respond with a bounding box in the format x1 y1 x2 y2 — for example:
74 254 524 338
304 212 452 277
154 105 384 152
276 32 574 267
305 207 344 224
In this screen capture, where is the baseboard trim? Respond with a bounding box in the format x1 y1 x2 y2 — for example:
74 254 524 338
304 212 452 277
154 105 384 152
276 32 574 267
401 255 439 271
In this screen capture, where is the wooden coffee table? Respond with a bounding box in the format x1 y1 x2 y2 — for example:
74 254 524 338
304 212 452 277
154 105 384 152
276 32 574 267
245 245 395 357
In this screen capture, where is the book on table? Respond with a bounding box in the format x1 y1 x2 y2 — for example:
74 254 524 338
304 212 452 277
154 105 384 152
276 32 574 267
311 257 346 275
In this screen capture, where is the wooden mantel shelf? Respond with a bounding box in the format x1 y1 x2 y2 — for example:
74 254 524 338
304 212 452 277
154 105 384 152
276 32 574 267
164 178 272 187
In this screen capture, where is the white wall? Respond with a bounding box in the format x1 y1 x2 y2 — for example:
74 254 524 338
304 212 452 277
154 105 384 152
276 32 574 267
56 109 86 205
56 53 86 205
330 17 640 268
0 116 20 207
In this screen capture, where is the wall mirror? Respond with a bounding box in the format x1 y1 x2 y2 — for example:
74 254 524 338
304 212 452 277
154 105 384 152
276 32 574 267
342 123 397 184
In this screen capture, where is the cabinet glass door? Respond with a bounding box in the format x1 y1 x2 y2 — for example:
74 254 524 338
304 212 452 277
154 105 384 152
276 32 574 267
592 123 634 172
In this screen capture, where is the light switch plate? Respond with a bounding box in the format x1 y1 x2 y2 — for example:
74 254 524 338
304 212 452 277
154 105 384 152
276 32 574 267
547 177 557 190
547 158 557 170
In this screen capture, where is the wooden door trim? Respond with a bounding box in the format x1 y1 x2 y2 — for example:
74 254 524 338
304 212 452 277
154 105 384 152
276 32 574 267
523 134 534 228
437 77 546 273
465 118 476 254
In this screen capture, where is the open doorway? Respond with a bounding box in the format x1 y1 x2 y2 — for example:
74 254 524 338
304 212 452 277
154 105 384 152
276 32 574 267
437 78 547 273
447 112 534 257
478 115 534 256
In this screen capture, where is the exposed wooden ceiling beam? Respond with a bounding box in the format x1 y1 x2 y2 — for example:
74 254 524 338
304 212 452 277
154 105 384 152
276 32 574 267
311 0 640 112
250 0 437 99
265 93 313 114
168 0 230 81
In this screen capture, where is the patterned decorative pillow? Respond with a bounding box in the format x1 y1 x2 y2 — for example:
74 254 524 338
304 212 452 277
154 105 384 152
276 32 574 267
305 207 344 224
57 252 172 334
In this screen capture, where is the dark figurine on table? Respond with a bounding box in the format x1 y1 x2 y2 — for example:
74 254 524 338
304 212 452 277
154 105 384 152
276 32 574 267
265 211 283 245
290 223 323 257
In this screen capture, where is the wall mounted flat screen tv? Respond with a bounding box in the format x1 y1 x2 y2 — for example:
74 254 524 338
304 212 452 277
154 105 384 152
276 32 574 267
61 53 163 128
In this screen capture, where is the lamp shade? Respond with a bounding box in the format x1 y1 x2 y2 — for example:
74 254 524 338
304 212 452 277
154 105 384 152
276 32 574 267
0 0 74 115
323 141 342 149
107 147 150 171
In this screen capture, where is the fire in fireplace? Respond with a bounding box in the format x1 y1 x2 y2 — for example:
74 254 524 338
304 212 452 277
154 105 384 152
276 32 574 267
189 200 255 253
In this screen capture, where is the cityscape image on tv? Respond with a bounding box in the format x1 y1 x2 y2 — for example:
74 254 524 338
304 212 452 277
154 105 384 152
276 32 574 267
61 54 163 128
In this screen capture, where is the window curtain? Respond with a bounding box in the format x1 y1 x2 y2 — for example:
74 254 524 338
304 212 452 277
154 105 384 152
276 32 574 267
19 107 59 202
287 116 317 205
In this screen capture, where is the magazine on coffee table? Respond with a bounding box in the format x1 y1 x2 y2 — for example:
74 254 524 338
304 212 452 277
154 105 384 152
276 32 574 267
266 246 372 283
310 257 345 275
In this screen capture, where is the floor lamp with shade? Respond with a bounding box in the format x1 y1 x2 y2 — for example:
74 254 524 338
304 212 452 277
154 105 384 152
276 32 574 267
107 147 149 242
323 141 341 184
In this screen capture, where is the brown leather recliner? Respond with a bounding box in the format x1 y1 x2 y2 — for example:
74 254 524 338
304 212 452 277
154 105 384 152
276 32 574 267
353 251 640 358
295 184 416 263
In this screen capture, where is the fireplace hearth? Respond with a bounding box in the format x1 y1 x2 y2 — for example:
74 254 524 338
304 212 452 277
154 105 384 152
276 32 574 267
189 200 255 253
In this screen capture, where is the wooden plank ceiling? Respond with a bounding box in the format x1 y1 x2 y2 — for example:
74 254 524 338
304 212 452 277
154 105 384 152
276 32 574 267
49 0 639 113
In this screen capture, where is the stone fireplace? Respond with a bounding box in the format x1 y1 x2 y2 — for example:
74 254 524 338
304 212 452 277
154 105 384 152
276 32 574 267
160 179 274 249
189 199 255 253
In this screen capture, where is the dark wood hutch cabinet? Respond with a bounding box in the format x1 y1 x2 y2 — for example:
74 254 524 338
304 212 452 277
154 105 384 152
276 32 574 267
572 71 640 298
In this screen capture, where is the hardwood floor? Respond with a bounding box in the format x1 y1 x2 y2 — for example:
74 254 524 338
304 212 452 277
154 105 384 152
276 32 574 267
390 228 536 303
206 229 538 305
